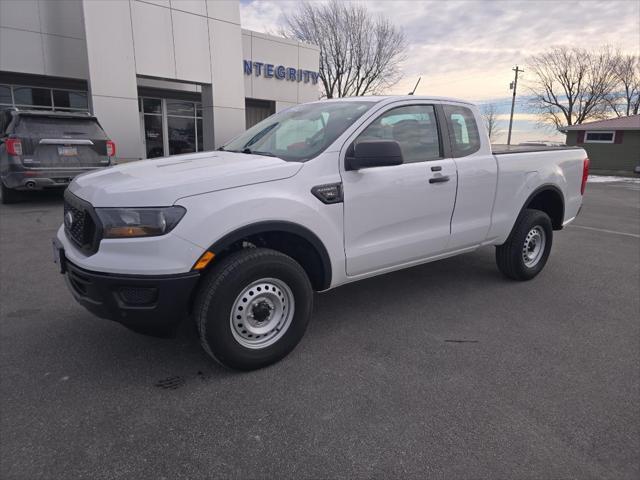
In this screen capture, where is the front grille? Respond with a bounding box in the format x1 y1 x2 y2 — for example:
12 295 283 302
64 190 99 254
64 201 86 245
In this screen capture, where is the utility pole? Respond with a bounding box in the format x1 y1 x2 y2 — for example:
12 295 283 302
507 66 524 146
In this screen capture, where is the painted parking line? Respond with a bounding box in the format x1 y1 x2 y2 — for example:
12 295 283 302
570 224 640 239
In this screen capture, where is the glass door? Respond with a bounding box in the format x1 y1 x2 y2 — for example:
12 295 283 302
139 96 204 159
167 100 196 155
140 97 165 159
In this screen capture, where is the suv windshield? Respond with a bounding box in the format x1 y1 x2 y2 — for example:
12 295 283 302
223 101 376 162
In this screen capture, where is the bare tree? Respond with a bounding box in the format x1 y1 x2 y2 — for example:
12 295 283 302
282 0 406 98
607 54 640 117
482 104 501 142
526 47 620 127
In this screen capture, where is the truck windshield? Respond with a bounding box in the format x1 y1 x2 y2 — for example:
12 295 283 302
222 101 376 162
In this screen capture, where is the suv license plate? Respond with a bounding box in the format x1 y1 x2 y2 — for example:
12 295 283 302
58 146 78 156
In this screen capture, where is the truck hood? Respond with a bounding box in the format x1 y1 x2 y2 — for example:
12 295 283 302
68 151 303 207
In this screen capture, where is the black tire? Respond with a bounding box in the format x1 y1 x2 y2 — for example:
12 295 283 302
0 181 20 204
194 248 313 371
495 208 553 281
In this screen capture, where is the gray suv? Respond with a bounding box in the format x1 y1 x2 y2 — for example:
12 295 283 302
0 109 115 203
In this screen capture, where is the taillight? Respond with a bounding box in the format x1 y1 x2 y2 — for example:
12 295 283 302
6 138 22 156
106 140 116 157
581 157 590 195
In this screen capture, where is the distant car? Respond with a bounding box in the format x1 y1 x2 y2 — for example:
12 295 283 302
0 109 115 204
635 164 640 175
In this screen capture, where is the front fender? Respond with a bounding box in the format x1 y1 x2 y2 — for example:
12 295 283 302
172 179 345 288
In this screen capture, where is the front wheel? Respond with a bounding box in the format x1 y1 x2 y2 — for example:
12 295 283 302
194 248 313 370
495 209 553 281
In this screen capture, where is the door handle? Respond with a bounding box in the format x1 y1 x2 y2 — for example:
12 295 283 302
429 175 450 184
431 166 442 171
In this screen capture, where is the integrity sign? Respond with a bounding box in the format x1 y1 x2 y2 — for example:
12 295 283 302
243 60 319 84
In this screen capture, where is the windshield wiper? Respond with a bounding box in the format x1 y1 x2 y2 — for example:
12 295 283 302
242 148 277 157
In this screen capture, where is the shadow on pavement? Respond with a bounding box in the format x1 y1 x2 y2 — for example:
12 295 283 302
2 188 65 206
61 248 502 383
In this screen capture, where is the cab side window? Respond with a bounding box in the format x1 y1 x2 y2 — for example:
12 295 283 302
443 105 481 157
356 105 441 163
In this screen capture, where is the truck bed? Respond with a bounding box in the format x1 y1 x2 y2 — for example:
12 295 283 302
491 144 580 155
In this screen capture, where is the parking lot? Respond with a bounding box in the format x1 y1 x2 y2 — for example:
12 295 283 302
1 179 638 479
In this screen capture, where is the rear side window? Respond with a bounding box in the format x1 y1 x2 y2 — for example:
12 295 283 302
443 105 481 157
15 117 107 138
356 105 442 163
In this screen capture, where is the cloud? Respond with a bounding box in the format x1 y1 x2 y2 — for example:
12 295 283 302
239 0 290 35
242 0 638 97
494 113 539 122
240 0 639 141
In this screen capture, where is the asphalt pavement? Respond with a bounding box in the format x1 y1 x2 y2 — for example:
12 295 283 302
1 179 638 479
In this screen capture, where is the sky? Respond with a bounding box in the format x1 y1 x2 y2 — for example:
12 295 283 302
240 0 640 143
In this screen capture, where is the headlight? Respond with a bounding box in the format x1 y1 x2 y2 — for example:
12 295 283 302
95 206 186 238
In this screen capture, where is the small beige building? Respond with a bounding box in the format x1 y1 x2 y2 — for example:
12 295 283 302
561 115 640 174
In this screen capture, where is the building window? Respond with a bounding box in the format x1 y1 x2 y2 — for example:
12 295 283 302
13 86 52 109
139 96 203 158
584 131 615 143
245 98 276 129
0 84 89 112
0 85 12 107
53 90 88 110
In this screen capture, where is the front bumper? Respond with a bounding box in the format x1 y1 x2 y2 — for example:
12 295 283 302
54 239 201 336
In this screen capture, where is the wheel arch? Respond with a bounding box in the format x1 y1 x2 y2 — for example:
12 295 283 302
205 221 332 291
521 184 565 230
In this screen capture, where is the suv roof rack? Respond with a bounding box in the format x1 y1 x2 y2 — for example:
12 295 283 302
4 108 95 119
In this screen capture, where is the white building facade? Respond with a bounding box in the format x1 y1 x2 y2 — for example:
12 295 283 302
0 0 320 162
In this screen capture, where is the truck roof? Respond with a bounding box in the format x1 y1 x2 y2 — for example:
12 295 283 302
309 95 475 106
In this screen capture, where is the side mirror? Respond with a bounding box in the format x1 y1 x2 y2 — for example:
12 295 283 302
345 140 403 171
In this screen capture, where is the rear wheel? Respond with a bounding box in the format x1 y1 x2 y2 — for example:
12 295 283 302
495 209 553 280
194 248 313 370
0 181 20 204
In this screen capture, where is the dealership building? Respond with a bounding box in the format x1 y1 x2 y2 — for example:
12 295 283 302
0 0 320 162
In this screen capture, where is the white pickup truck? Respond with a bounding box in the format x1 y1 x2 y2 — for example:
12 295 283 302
53 96 589 370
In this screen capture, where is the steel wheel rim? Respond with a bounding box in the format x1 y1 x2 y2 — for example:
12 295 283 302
522 225 546 268
230 278 295 349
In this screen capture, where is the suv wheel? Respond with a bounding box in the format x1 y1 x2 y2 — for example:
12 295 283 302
495 209 553 281
194 248 313 370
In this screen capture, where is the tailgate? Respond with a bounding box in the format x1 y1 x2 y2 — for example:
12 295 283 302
16 116 111 168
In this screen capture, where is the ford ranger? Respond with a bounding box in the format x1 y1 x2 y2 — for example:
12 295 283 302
52 96 589 370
